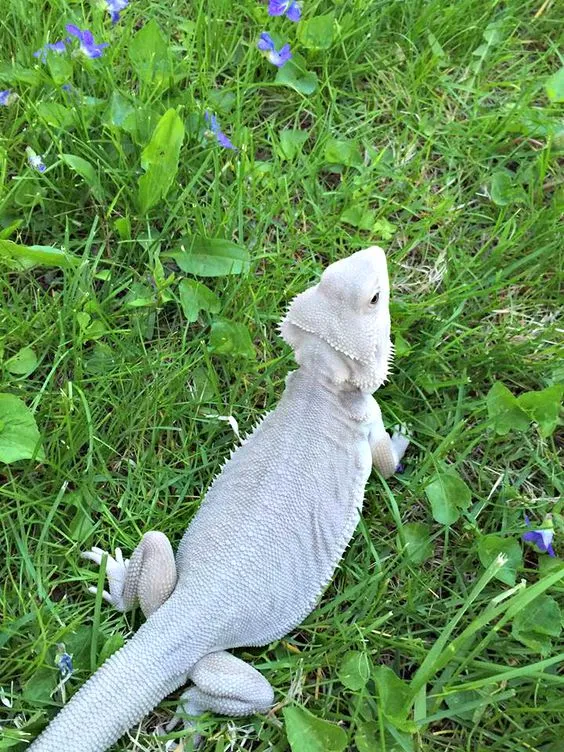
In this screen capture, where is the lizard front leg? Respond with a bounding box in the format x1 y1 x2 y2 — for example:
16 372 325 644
367 398 410 479
370 427 410 478
82 531 177 618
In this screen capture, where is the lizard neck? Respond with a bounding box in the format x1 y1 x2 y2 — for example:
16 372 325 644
284 366 373 423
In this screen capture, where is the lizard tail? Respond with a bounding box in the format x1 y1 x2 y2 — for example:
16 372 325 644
27 594 203 752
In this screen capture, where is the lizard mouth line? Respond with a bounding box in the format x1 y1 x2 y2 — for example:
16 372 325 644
284 319 377 366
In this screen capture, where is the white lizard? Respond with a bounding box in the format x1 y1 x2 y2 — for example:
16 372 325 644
28 246 409 751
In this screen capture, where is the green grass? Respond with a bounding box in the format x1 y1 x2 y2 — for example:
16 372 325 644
1 0 563 750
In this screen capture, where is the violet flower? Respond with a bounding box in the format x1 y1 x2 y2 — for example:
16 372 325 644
257 32 292 68
205 112 237 150
66 25 109 58
26 147 46 173
268 0 301 22
56 650 74 680
523 514 556 557
106 0 129 24
0 90 16 106
33 39 67 63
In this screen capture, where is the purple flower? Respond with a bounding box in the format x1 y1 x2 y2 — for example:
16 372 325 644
26 147 46 173
204 112 237 150
522 514 555 557
56 651 74 679
54 642 74 684
0 90 15 106
66 25 109 59
106 0 129 24
257 32 292 68
268 0 301 22
33 39 67 63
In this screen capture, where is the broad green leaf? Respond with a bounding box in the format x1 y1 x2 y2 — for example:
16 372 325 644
209 320 255 358
84 343 116 374
425 472 471 526
512 594 561 655
545 67 564 103
137 108 185 214
103 99 155 141
22 668 57 704
341 206 375 231
129 107 164 146
76 311 91 331
63 625 95 672
325 137 363 168
482 21 504 46
486 382 530 435
399 522 433 564
190 367 215 402
209 89 237 114
275 54 318 95
477 534 522 586
278 129 309 160
372 666 415 732
338 651 371 691
427 31 446 59
114 216 131 241
178 279 220 323
68 503 95 541
0 220 23 240
517 384 563 438
341 208 397 236
538 554 563 579
505 106 564 140
123 281 155 308
165 237 250 277
36 102 74 129
47 53 73 86
0 62 41 85
355 722 380 752
61 154 104 202
297 13 335 50
102 92 136 131
0 393 44 463
489 170 523 206
76 311 105 341
128 19 172 87
372 218 397 240
5 347 38 377
98 633 125 665
283 705 348 752
355 722 414 752
0 239 80 270
394 332 411 358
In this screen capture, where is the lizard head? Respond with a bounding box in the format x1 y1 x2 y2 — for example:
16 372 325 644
280 246 393 392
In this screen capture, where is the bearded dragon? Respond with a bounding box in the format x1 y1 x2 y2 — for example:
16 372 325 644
28 246 409 751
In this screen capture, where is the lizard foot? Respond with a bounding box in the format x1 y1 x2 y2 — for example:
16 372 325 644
81 546 130 612
391 424 411 468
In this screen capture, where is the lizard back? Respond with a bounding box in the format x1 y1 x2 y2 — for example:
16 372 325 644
175 369 374 649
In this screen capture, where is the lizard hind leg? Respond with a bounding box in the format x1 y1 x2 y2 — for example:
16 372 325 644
166 650 274 745
82 530 177 617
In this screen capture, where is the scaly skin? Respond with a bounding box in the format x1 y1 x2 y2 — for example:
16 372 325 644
28 246 409 751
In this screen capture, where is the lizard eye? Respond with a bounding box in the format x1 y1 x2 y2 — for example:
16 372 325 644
369 292 380 305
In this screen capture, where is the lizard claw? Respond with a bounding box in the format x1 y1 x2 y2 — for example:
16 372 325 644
391 423 411 466
155 717 202 750
82 546 129 612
